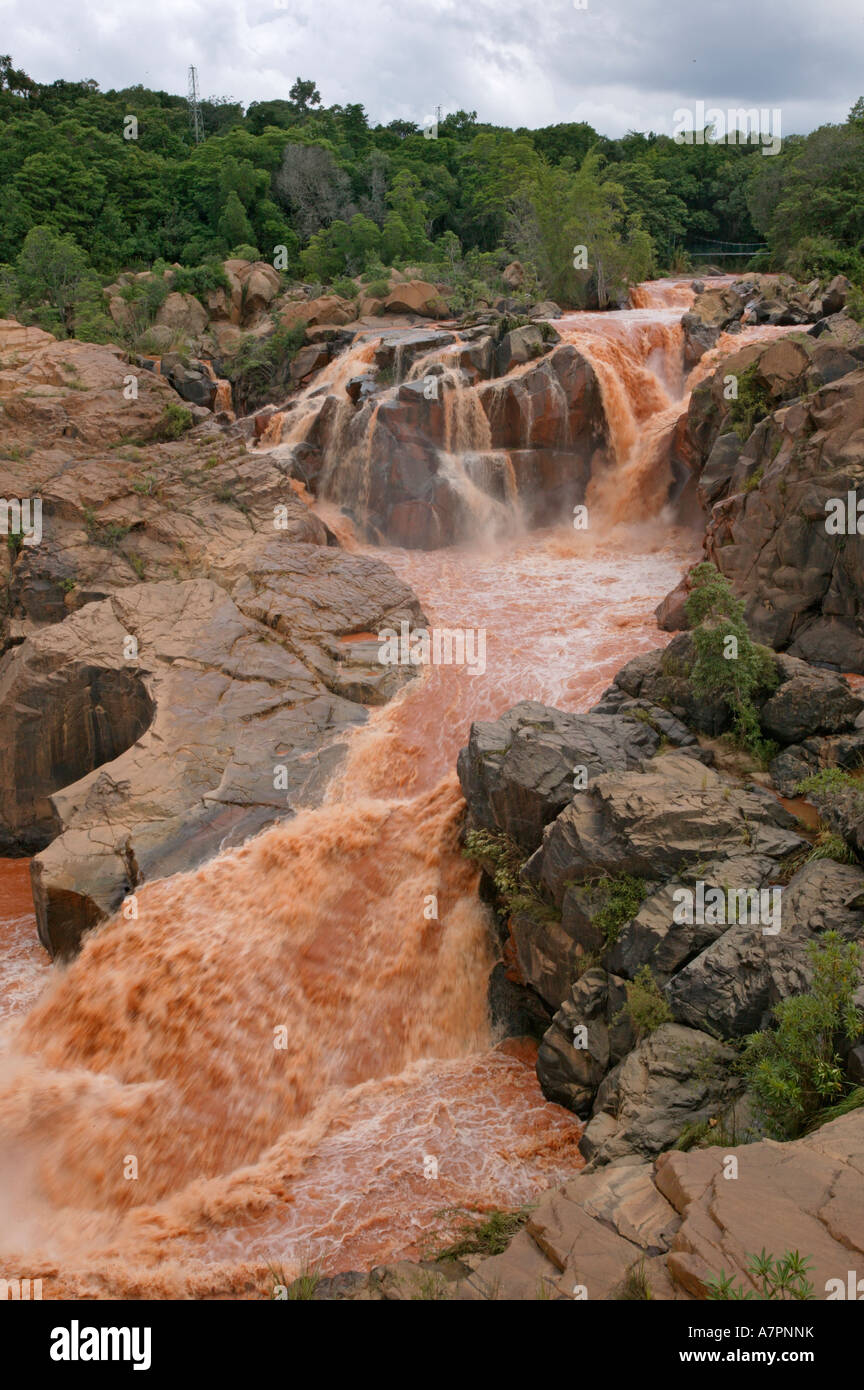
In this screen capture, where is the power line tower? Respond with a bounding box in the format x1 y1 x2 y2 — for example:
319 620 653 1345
187 65 203 145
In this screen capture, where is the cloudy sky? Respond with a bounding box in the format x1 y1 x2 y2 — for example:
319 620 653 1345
3 0 863 137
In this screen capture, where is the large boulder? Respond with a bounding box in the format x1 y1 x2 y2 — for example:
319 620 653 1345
457 701 659 853
666 859 864 1038
524 752 804 904
0 550 426 958
578 1023 741 1166
382 280 449 317
154 291 208 340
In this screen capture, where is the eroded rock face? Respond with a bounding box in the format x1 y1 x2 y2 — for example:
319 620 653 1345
270 334 608 549
456 701 660 853
0 324 429 958
457 666 864 1166
1 558 424 959
661 328 864 671
447 1109 864 1301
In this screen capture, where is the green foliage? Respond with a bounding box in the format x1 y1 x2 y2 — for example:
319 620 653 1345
169 262 230 301
806 828 857 865
155 403 194 440
684 562 778 758
0 55 858 313
616 1259 653 1301
363 278 391 299
588 872 648 948
224 321 306 412
15 224 89 333
330 275 359 301
794 767 861 797
707 1250 815 1301
267 1260 321 1301
429 1207 531 1261
846 285 864 324
729 363 774 441
615 964 673 1038
740 932 863 1138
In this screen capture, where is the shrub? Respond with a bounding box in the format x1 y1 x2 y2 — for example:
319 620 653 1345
155 403 194 440
330 276 359 301
846 285 864 324
794 767 862 797
589 872 648 948
728 362 774 441
707 1249 814 1301
462 828 555 920
739 932 863 1138
363 278 391 299
428 1207 531 1261
224 322 306 412
614 964 673 1038
805 828 857 865
684 562 778 759
170 262 231 303
230 244 261 262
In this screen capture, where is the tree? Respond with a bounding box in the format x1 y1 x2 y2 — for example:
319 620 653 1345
0 54 36 97
740 934 862 1139
274 142 354 238
15 224 89 333
684 561 777 755
218 190 254 249
289 78 321 115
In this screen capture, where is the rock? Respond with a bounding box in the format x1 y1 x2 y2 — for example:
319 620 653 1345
290 344 330 383
688 365 864 670
666 859 864 1039
280 295 355 330
611 635 731 736
240 262 281 319
502 261 525 290
606 855 777 985
0 321 178 458
524 751 804 905
578 1024 741 1167
821 275 851 316
457 701 659 853
382 281 448 317
529 300 563 320
299 338 608 548
0 318 56 353
449 1108 864 1301
154 291 208 340
495 324 558 376
536 968 636 1108
759 656 863 743
0 551 426 956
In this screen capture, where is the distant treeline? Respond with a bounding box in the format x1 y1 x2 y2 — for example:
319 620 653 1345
1 54 863 326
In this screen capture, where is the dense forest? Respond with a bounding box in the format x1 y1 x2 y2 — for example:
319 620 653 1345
1 52 864 338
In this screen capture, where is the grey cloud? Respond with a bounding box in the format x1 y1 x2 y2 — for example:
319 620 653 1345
4 0 864 135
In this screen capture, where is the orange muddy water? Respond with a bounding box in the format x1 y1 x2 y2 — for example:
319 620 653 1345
0 280 759 1298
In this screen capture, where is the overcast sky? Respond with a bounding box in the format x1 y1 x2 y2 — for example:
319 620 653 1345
3 0 863 138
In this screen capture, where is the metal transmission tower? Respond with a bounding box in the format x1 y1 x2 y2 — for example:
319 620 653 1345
187 65 203 144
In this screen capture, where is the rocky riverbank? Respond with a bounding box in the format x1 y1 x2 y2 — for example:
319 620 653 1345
4 270 864 1300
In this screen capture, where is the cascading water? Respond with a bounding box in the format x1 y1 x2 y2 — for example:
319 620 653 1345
0 281 723 1298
